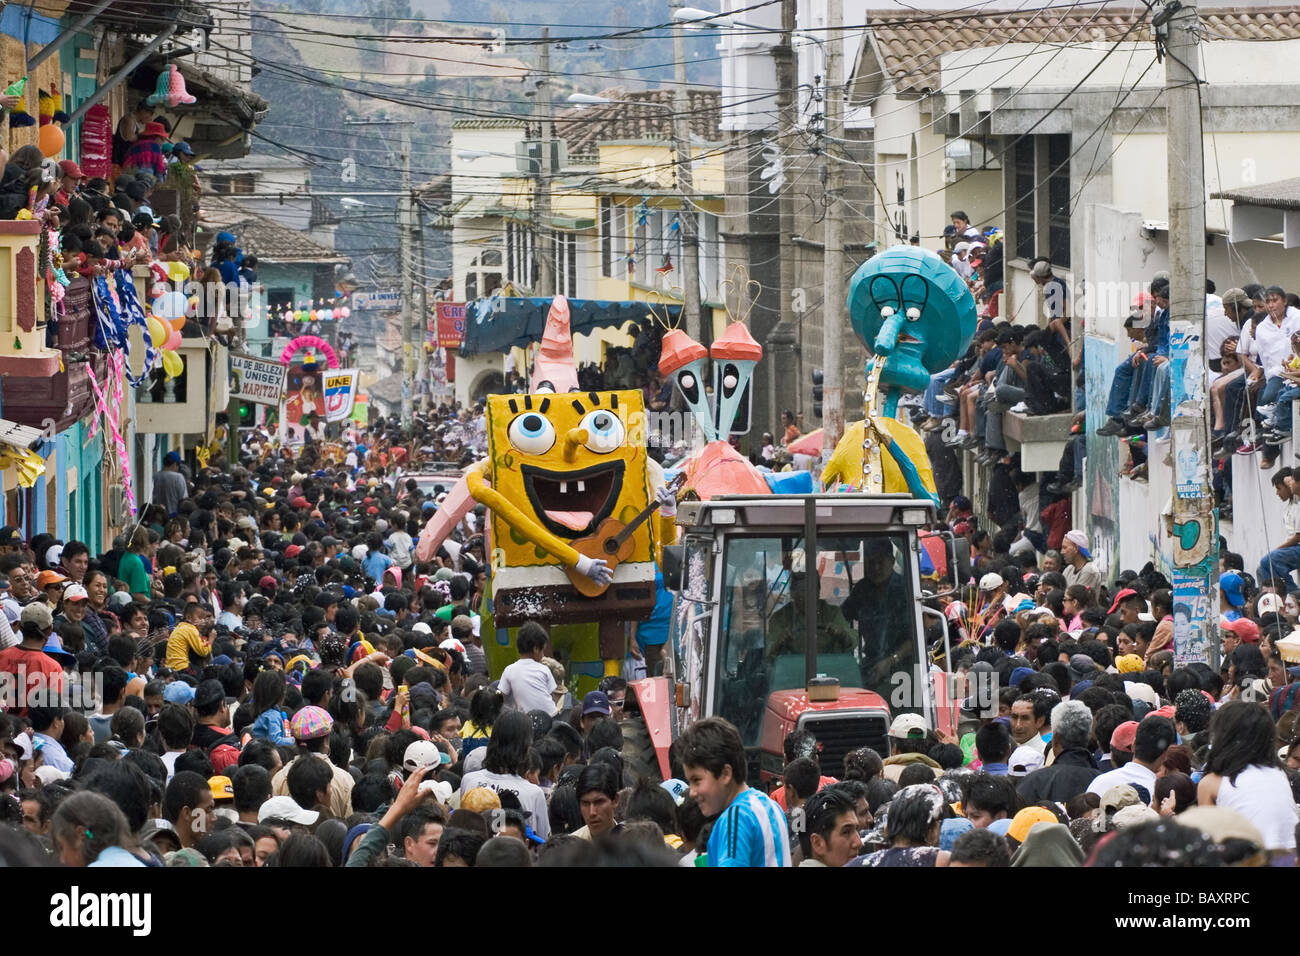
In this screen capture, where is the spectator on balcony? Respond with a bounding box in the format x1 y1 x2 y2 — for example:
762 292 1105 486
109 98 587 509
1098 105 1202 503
950 241 973 281
1097 278 1170 437
113 102 154 168
1259 331 1300 452
968 325 1025 465
153 451 189 518
1020 329 1071 415
54 160 83 209
122 121 168 183
1257 471 1300 589
1027 258 1069 350
950 210 981 241
1224 286 1300 458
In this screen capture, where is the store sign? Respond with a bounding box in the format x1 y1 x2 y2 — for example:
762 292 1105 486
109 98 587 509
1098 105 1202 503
229 353 287 405
435 301 466 347
352 291 400 310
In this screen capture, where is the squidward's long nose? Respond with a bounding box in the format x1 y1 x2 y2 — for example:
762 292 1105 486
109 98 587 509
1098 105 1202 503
874 310 905 356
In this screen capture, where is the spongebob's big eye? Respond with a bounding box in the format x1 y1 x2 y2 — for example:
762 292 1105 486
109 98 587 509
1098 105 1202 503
508 413 556 454
905 307 921 322
581 409 625 454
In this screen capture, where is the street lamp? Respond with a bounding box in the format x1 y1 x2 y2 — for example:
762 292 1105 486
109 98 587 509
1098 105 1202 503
456 149 540 171
672 5 826 54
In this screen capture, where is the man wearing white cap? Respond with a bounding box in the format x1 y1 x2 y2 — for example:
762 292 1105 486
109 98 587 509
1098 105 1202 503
1061 530 1102 591
951 241 973 281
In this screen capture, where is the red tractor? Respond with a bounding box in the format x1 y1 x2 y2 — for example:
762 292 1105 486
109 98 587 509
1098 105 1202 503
625 493 966 786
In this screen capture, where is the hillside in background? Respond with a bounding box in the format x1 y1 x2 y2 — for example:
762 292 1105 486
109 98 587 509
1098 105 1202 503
245 0 721 290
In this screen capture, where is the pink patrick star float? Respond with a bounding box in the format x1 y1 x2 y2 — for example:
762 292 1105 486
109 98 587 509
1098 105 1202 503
658 323 769 500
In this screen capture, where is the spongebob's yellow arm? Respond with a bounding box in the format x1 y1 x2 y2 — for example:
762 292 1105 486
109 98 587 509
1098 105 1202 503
464 457 584 568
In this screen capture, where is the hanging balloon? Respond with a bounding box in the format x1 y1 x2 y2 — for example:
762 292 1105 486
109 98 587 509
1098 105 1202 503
152 291 188 321
161 349 183 379
168 312 186 332
321 309 333 320
147 316 167 347
281 310 293 322
38 123 65 157
309 310 318 321
339 307 351 318
164 329 181 351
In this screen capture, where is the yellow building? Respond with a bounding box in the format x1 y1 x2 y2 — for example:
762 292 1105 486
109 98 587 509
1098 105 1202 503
447 89 731 404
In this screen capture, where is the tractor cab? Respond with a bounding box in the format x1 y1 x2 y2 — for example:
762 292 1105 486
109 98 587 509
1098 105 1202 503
661 494 966 785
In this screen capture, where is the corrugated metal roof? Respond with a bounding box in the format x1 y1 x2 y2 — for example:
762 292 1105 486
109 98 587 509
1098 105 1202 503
1211 176 1300 211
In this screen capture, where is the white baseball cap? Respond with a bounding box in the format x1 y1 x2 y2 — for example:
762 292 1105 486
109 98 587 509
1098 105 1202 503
403 740 442 772
45 544 64 567
62 584 89 602
888 713 927 738
257 795 319 826
979 572 1005 592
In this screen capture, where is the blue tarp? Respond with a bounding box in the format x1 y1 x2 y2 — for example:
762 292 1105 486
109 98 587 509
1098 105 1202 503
0 6 60 44
461 296 681 356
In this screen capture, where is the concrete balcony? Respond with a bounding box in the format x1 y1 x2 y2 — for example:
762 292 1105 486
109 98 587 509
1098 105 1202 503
1003 410 1074 471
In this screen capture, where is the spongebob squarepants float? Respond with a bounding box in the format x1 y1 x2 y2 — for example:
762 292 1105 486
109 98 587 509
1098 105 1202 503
416 296 668 693
821 246 977 502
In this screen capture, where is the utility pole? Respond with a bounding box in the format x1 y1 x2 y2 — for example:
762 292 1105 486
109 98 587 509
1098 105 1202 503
820 0 845 462
767 0 800 428
1160 1 1217 670
399 123 415 426
535 29 555 296
670 0 703 344
414 201 429 407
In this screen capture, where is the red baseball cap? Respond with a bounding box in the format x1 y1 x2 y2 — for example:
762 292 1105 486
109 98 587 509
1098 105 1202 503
1224 617 1260 644
285 545 303 559
367 506 379 515
258 575 278 591
1107 588 1138 614
1110 721 1139 753
290 496 310 509
58 159 84 179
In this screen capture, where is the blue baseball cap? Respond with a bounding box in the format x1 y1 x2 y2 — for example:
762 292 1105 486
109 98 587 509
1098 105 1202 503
1219 571 1245 608
581 690 611 717
163 681 195 704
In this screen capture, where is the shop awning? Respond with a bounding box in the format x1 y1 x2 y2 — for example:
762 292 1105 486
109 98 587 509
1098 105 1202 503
461 296 680 356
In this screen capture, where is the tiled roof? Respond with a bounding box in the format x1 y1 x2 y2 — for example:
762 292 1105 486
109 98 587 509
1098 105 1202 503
555 87 722 154
863 5 1300 95
451 118 527 129
1211 176 1300 211
198 194 349 264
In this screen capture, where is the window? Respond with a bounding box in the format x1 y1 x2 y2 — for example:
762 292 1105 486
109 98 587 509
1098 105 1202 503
552 232 578 298
600 197 612 277
698 211 720 303
1047 134 1071 269
1010 135 1072 269
600 198 628 280
505 222 534 289
1013 137 1036 262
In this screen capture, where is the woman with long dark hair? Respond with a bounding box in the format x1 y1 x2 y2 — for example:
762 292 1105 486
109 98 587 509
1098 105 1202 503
457 709 550 840
1198 702 1297 859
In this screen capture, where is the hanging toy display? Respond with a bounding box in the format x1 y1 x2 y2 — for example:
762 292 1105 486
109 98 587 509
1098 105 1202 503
146 64 197 108
4 78 34 127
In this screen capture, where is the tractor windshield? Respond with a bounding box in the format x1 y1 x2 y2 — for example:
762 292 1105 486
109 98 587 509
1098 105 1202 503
715 532 917 746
